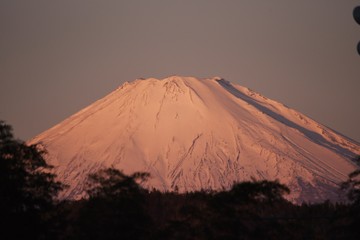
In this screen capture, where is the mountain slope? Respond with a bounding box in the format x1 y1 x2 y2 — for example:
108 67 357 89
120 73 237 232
30 76 360 203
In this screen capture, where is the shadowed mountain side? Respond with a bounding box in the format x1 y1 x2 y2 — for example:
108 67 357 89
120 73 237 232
216 79 357 160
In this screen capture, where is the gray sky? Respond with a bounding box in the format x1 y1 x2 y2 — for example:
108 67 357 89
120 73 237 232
1 0 360 142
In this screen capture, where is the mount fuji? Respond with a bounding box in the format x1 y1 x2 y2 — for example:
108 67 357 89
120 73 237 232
30 76 360 203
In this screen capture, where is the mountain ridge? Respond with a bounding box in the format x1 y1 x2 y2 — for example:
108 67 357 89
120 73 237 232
30 76 360 203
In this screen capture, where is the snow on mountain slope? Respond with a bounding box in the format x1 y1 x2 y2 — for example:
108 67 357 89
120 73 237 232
29 76 360 203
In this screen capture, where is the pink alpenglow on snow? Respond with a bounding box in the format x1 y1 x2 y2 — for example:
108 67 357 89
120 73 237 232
29 76 360 203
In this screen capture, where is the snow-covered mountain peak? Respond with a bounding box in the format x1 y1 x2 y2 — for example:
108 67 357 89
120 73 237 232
30 76 360 203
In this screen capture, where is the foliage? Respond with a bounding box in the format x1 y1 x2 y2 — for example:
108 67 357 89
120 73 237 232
216 179 290 204
341 156 360 205
69 168 151 240
86 168 149 199
0 120 64 239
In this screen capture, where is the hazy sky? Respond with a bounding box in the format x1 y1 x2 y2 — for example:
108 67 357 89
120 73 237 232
1 0 360 142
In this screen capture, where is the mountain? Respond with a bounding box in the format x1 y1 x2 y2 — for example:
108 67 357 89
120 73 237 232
29 76 360 203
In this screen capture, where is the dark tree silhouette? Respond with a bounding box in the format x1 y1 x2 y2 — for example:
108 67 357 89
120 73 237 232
340 156 360 239
341 156 360 205
0 120 64 239
72 168 151 240
86 168 150 199
215 179 290 205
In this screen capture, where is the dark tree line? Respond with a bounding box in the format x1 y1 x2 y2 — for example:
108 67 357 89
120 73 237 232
0 121 65 239
1 120 360 239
